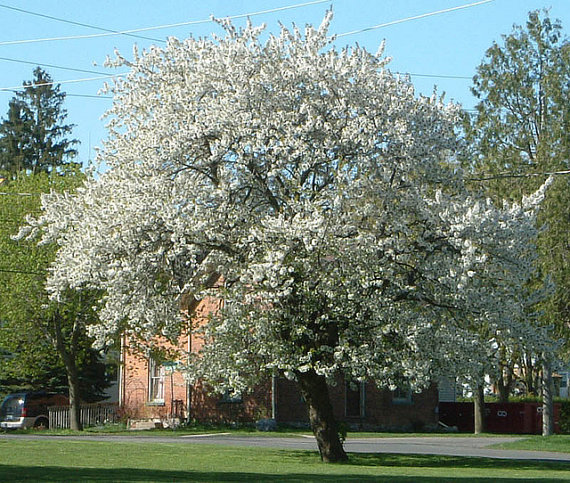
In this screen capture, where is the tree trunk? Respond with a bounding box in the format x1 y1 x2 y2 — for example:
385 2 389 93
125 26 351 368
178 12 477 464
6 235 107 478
66 360 83 431
295 370 348 462
496 375 511 403
473 384 486 434
496 351 514 403
51 309 83 431
542 356 554 436
522 354 537 395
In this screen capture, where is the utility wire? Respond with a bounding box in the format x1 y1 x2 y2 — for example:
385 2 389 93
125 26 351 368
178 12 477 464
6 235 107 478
0 89 113 100
0 56 108 76
0 192 38 196
467 169 570 182
0 74 123 92
1 170 568 199
66 93 112 99
0 0 330 46
336 0 494 38
0 3 163 43
0 66 477 94
403 72 472 80
0 267 46 275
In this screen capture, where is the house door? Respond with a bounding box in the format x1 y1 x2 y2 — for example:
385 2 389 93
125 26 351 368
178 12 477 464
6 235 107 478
346 382 365 418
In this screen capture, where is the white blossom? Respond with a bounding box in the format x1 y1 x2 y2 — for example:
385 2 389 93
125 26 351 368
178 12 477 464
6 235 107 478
22 14 553 392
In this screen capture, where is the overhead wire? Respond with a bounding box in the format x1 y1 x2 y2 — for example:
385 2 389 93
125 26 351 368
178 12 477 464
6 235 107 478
0 68 475 94
0 0 330 46
0 74 122 92
0 1 488 93
0 267 46 275
0 3 163 43
0 56 108 76
0 56 116 98
467 169 570 182
335 0 494 38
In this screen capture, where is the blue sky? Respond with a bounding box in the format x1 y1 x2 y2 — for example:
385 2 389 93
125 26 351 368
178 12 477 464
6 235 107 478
0 0 568 167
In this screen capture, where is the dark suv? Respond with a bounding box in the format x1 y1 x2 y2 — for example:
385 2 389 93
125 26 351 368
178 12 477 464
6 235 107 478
0 391 68 429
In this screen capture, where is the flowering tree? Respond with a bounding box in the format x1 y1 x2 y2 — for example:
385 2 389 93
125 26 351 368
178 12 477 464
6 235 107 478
23 13 550 460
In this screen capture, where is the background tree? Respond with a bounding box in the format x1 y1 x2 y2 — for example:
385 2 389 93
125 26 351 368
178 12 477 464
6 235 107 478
464 10 569 435
0 67 78 178
0 172 109 430
27 14 550 459
0 100 32 176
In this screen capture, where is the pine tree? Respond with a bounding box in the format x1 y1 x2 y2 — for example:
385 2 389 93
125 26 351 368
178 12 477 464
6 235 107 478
0 100 32 176
0 67 78 178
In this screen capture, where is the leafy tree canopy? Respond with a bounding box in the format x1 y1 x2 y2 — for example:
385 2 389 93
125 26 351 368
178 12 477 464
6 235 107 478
0 171 109 404
465 10 569 359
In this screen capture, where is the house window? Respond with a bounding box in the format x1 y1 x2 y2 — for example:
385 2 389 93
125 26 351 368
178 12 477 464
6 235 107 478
392 386 412 405
220 389 242 403
346 382 365 418
148 358 165 404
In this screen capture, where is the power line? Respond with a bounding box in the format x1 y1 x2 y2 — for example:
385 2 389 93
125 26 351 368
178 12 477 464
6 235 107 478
0 0 330 46
402 72 472 81
0 74 123 92
0 192 38 196
0 87 113 100
0 65 477 94
0 56 115 98
467 169 570 182
0 267 46 275
336 0 494 38
66 93 112 100
0 3 163 43
0 56 108 76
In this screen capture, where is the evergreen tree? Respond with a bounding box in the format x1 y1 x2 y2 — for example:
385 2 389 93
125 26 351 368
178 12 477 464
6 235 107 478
0 100 32 176
0 67 78 178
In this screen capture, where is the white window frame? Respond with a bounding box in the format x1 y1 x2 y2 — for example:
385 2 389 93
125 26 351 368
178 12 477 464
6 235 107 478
345 381 366 418
392 386 412 405
148 358 165 404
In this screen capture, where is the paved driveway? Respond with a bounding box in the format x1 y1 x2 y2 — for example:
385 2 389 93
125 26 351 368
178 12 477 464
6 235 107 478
1 433 569 462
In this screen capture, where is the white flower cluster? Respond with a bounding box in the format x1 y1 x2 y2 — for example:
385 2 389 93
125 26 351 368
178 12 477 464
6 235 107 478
24 12 553 391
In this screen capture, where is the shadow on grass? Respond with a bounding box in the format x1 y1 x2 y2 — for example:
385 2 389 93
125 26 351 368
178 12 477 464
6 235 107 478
2 454 568 483
344 453 570 470
0 465 565 483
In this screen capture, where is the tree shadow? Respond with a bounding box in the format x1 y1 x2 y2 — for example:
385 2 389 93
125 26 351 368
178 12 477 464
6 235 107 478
342 452 570 471
1 457 567 483
0 465 552 483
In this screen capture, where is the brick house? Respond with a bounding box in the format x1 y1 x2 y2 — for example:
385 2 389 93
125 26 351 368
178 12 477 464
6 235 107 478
119 292 439 430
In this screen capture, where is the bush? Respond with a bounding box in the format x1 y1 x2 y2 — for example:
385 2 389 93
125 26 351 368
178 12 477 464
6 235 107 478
559 401 570 434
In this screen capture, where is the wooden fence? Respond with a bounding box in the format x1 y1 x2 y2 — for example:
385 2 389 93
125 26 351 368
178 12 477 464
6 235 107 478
439 402 561 434
48 402 119 429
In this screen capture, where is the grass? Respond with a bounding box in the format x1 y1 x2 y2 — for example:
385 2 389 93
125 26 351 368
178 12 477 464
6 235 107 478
491 435 570 454
13 422 530 439
1 438 569 482
9 423 311 438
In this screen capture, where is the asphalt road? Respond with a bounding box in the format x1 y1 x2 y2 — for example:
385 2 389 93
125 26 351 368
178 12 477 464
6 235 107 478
2 433 569 462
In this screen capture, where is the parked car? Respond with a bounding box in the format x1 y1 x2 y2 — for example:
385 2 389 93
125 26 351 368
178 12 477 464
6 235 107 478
0 391 68 429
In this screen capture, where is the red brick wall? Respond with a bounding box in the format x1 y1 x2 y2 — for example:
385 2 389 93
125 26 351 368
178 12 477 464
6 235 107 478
189 380 271 423
121 290 437 429
121 344 190 420
275 377 438 431
121 293 273 423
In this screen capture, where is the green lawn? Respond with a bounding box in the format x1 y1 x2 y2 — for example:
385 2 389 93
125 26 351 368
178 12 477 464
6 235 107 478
1 439 569 482
491 435 570 454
